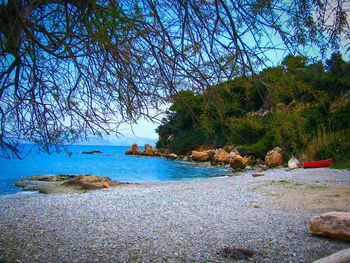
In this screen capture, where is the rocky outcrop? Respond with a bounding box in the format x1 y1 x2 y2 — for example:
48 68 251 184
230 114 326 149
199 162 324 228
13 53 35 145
125 144 143 155
15 174 123 194
214 149 229 164
309 212 350 241
265 147 283 167
229 152 247 170
143 144 161 156
125 144 160 156
192 151 210 162
63 175 120 190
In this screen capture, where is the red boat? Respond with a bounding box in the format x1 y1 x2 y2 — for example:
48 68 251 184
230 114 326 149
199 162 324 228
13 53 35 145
302 159 333 168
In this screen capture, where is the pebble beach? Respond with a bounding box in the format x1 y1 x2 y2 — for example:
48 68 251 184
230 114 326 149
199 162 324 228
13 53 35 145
1 168 349 262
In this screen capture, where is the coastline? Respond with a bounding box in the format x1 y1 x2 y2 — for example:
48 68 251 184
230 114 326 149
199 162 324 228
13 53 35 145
0 168 349 262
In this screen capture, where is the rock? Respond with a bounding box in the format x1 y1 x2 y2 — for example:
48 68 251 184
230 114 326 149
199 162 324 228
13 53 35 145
164 153 178 160
63 175 120 190
15 174 122 194
143 144 160 156
244 154 256 166
225 151 239 163
143 144 153 155
229 153 247 170
312 247 350 263
309 212 350 241
214 149 229 163
81 150 103 154
256 164 268 172
265 147 283 168
192 150 211 162
125 144 144 155
252 172 265 177
288 156 300 169
218 247 255 260
125 143 161 156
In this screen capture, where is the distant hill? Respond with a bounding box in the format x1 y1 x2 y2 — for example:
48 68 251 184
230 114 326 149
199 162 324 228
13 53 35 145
76 134 157 146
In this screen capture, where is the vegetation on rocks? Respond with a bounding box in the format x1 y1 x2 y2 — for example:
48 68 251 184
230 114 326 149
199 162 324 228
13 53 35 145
156 53 350 166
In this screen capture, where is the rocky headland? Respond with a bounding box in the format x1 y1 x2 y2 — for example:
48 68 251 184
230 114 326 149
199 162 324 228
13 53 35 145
15 174 127 194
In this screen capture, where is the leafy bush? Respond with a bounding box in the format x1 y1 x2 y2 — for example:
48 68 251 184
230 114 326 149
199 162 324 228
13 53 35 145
331 103 350 130
227 117 264 145
241 134 275 158
300 105 329 134
303 126 350 161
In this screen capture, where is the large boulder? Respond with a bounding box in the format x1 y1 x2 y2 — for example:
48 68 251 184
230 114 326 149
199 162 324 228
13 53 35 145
309 212 350 241
265 147 283 167
229 153 247 170
192 150 212 162
63 175 120 190
214 149 229 164
125 144 143 155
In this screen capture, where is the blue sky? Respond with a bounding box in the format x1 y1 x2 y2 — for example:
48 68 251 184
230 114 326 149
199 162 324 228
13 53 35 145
119 118 159 139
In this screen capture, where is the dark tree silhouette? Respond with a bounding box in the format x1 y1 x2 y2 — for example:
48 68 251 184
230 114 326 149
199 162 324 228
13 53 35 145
0 0 349 157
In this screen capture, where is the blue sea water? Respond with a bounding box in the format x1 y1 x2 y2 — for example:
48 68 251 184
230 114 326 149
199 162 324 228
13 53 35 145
0 145 228 197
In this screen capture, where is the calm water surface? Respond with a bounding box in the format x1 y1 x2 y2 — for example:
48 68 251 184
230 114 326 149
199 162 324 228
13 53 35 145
0 145 228 196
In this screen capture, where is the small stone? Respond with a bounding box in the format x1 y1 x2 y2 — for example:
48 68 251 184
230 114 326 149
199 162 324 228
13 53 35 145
252 203 260 208
252 172 264 177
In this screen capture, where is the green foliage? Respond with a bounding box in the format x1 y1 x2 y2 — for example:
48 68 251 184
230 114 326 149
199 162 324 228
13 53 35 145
325 51 348 74
331 103 350 130
242 134 275 158
300 105 330 134
156 53 350 162
266 109 310 153
331 161 350 169
227 117 264 145
156 90 207 152
304 127 350 162
282 55 308 73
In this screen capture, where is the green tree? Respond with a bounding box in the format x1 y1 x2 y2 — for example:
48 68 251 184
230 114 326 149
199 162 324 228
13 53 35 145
325 52 347 74
156 90 205 153
282 55 308 74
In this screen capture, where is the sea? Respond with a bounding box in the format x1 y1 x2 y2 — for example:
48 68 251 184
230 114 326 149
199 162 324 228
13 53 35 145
0 145 229 197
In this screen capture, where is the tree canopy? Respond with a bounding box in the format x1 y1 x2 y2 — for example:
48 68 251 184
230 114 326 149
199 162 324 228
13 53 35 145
156 53 350 163
0 0 349 157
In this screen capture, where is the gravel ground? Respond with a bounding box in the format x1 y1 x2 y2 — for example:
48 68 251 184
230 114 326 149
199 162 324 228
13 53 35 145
0 168 349 262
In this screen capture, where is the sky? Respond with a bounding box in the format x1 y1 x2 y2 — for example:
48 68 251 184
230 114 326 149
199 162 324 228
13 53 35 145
119 119 159 139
